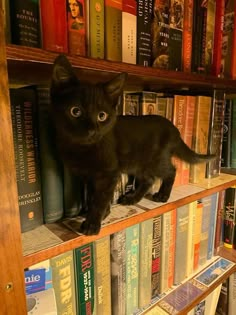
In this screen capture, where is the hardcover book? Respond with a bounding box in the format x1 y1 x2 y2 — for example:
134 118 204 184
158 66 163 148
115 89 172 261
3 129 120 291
214 190 225 253
40 0 68 53
122 0 137 64
186 200 197 277
205 0 216 74
229 272 236 315
139 91 158 115
74 243 95 315
26 288 57 315
104 0 122 62
136 0 153 66
221 99 232 167
50 251 77 315
36 86 64 223
10 87 43 232
231 99 236 168
193 201 203 271
151 216 162 298
207 193 219 260
67 0 86 56
9 0 41 47
182 0 193 72
223 186 236 249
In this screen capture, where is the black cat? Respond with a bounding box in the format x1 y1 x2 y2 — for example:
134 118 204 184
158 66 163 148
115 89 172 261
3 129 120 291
50 54 214 235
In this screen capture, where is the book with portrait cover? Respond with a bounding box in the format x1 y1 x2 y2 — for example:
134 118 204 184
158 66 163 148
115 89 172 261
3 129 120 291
9 87 43 232
40 0 68 53
67 0 86 56
9 0 41 47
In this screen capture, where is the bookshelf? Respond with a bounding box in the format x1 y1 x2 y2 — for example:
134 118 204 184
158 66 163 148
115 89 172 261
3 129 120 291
1 8 236 315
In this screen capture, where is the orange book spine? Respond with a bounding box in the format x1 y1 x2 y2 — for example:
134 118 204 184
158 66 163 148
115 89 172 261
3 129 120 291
182 0 193 72
193 202 203 271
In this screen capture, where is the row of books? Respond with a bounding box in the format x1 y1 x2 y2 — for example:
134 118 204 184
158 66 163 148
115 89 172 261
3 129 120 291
4 1 236 77
216 272 236 315
24 189 235 314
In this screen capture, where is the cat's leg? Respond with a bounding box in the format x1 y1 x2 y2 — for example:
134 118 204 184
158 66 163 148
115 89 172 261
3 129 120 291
119 175 154 205
152 166 176 202
79 173 118 235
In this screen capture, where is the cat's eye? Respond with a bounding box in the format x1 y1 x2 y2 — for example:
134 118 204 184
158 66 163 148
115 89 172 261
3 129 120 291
97 111 108 122
70 106 82 118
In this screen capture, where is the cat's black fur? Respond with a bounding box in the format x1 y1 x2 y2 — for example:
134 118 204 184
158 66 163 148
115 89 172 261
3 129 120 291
50 55 215 235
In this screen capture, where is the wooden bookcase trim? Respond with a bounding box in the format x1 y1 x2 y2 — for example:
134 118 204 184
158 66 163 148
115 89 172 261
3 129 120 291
6 44 236 91
23 173 236 268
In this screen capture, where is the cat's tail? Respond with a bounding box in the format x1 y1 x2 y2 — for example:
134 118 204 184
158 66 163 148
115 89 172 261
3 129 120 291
174 138 215 164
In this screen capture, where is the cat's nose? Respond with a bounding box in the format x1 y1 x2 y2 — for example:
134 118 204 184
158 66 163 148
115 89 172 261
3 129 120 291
88 129 96 137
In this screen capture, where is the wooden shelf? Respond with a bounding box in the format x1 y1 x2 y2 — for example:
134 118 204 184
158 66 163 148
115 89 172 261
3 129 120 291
23 173 236 268
6 44 236 92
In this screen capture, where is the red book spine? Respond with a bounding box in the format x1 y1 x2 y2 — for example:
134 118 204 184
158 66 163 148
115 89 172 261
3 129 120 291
40 0 68 53
212 0 225 76
182 0 193 72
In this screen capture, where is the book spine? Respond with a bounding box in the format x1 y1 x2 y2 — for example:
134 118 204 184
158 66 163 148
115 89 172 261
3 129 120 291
126 224 140 315
10 88 43 232
231 100 236 168
50 250 77 315
221 99 232 167
67 0 86 56
122 0 137 64
205 0 216 74
151 216 162 299
168 208 176 288
40 0 68 53
104 0 122 61
160 211 171 293
207 193 219 260
212 0 224 76
36 87 64 223
9 0 41 47
2 0 11 43
223 187 236 249
206 90 225 178
230 2 236 79
193 201 203 271
110 229 126 315
182 0 193 72
186 201 197 277
140 92 157 115
138 218 153 309
74 243 95 315
214 190 225 253
94 236 111 315
152 0 170 69
216 279 229 315
122 92 140 115
136 0 153 66
89 0 104 58
229 272 236 315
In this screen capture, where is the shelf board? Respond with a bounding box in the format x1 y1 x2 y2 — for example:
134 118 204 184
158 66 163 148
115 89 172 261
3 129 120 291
6 44 236 92
23 173 236 268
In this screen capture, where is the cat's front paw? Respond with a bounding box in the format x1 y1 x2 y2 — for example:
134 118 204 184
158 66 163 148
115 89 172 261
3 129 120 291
79 219 101 235
118 193 139 205
152 192 170 203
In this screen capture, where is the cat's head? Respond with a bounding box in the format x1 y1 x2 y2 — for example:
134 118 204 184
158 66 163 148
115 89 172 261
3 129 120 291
50 54 127 145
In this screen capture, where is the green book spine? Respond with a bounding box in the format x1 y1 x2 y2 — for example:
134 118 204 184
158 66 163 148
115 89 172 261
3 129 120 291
10 87 43 232
89 0 105 58
105 0 122 61
36 87 64 223
74 243 95 315
9 0 41 47
50 250 77 315
126 223 140 315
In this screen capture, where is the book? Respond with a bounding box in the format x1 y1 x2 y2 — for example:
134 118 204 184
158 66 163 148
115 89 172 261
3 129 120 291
67 0 86 56
174 204 189 285
36 86 64 223
122 91 140 115
151 215 162 299
212 0 225 77
9 0 41 47
126 224 140 315
193 201 203 271
223 186 236 249
40 0 68 53
94 236 111 315
169 0 184 71
139 91 158 115
87 0 104 59
2 0 11 43
50 250 77 315
231 99 236 168
25 268 46 294
189 95 212 183
104 0 122 62
182 0 193 72
216 278 229 315
221 99 232 167
110 229 126 315
205 0 216 74
74 243 95 315
136 0 153 66
206 90 225 178
167 208 176 289
29 260 53 290
152 0 170 69
26 288 57 315
220 0 236 78
122 0 137 64
9 87 43 232
138 218 153 309
229 272 236 315
214 190 226 253
207 193 219 260
186 200 197 277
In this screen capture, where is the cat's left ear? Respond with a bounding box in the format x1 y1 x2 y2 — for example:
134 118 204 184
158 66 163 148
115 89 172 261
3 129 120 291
104 73 127 99
51 54 78 87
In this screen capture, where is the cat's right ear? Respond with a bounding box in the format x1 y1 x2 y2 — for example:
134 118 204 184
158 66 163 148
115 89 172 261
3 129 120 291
51 54 78 87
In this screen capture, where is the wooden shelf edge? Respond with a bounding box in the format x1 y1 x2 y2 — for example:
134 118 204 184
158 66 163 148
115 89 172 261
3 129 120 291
6 44 236 90
23 173 236 268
